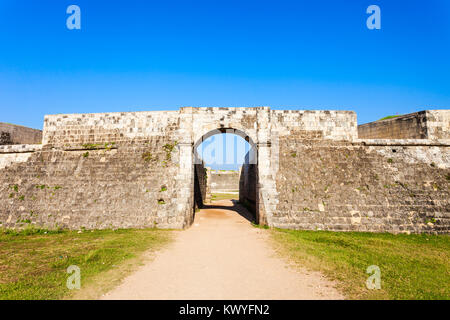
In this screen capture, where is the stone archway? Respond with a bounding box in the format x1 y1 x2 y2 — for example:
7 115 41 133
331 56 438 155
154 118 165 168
192 128 259 223
175 107 277 228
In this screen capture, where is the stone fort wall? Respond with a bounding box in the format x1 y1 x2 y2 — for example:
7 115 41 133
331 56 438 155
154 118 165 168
194 162 208 210
273 137 449 233
0 107 448 233
42 111 181 145
0 138 182 230
358 110 450 140
210 170 240 193
0 123 42 145
239 162 258 220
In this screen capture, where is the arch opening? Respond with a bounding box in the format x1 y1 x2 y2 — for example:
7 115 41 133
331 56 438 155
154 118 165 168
193 128 259 223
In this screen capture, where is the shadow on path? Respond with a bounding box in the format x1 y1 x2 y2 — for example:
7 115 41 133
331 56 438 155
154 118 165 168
201 200 255 224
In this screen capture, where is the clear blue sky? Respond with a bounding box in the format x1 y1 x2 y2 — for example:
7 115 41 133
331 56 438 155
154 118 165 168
197 134 251 170
0 0 449 130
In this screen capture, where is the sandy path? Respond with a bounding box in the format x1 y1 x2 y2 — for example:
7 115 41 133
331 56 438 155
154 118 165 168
101 200 343 300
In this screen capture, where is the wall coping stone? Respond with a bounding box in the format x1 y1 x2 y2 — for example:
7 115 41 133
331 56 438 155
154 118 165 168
0 144 43 154
356 139 450 146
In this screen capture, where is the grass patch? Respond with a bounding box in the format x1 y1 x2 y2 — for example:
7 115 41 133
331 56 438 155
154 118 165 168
252 223 269 230
211 193 239 201
271 229 450 300
378 115 402 121
0 228 172 300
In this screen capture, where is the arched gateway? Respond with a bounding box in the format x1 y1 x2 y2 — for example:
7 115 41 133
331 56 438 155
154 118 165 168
0 107 448 233
193 128 259 222
174 107 278 228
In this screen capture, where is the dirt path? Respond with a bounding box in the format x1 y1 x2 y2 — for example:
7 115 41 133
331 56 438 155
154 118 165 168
101 200 344 300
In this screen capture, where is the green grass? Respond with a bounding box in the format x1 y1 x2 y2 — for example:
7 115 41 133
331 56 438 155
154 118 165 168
211 193 239 201
0 227 171 300
252 223 269 230
271 229 450 300
378 115 402 121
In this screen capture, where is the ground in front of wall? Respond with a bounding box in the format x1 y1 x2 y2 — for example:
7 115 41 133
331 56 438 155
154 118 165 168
210 192 239 201
271 228 450 299
0 227 172 300
101 199 343 300
1 200 447 300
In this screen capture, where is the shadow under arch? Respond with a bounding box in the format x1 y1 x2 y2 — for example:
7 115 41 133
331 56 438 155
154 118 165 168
192 127 259 223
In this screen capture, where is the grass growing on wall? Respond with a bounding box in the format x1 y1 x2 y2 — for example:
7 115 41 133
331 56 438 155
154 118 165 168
378 115 402 121
271 229 450 300
0 228 172 300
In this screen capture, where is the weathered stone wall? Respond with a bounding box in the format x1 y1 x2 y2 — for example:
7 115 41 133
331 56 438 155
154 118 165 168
42 108 358 227
43 111 180 145
210 170 240 193
0 145 43 170
0 138 181 230
358 110 450 140
0 132 12 145
426 110 450 139
273 136 450 234
239 151 258 221
37 110 195 229
271 110 358 141
194 162 207 210
205 167 212 203
1 107 448 233
0 123 42 145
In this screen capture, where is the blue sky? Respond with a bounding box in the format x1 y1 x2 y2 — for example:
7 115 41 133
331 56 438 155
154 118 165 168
197 134 252 170
1 0 449 133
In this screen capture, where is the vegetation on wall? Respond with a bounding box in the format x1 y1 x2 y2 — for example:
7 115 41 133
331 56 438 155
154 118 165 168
378 115 402 121
162 142 178 160
142 152 153 162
